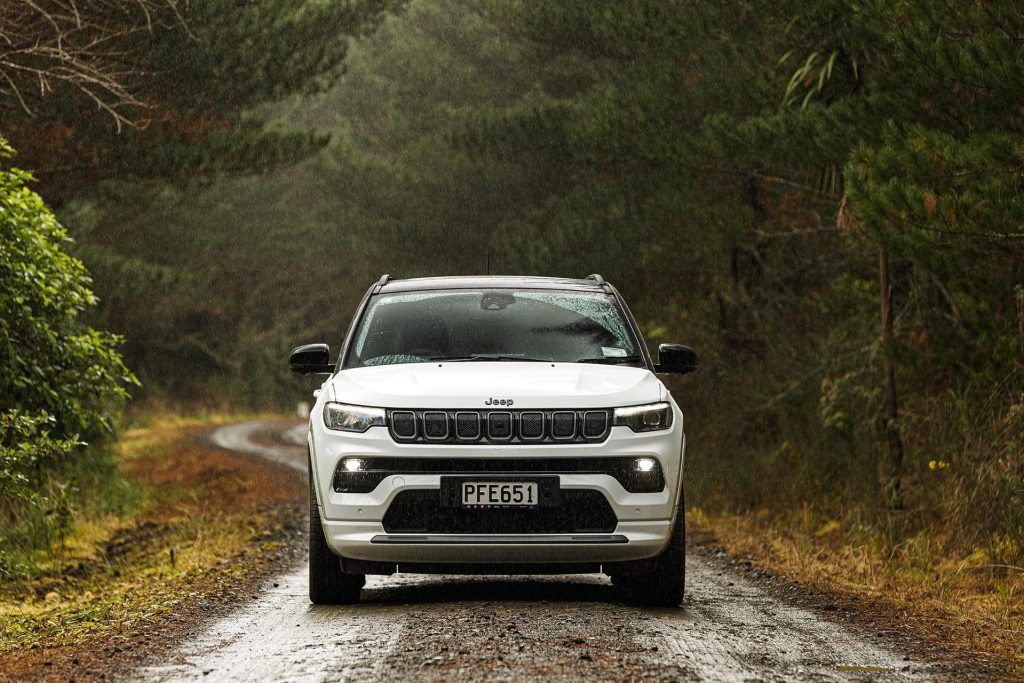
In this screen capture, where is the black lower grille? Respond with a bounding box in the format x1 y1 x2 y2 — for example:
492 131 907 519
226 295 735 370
332 457 665 493
382 489 617 534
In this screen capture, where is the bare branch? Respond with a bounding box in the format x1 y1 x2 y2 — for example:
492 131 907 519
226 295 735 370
0 0 184 127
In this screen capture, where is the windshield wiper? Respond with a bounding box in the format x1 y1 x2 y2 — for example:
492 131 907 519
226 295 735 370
577 355 645 365
429 355 552 363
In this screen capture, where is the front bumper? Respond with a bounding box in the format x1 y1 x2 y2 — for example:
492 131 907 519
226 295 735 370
308 412 684 567
322 519 674 564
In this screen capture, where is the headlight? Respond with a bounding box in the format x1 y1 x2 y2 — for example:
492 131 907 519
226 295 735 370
323 402 386 432
612 402 673 432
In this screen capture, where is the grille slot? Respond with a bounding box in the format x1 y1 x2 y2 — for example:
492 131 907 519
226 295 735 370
582 411 608 439
391 411 417 439
518 412 545 440
386 409 612 445
422 411 449 440
551 411 576 439
486 412 512 440
383 489 617 534
454 412 481 440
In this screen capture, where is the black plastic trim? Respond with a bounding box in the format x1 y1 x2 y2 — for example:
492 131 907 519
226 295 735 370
331 456 665 493
337 558 608 575
371 534 628 544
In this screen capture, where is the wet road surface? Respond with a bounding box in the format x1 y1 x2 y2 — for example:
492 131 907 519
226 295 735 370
138 420 947 682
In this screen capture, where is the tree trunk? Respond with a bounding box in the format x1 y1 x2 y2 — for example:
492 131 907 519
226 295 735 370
879 244 904 509
1015 285 1024 384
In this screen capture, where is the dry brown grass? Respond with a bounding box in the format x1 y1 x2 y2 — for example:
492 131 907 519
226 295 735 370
0 415 304 676
689 507 1024 673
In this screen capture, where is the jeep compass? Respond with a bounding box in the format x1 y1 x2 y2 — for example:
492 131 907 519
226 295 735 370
290 275 697 606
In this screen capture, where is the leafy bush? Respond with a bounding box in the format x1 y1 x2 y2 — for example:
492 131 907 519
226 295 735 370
1 138 135 440
0 137 136 576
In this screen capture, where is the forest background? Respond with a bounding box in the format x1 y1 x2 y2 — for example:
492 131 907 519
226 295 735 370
2 0 1022 645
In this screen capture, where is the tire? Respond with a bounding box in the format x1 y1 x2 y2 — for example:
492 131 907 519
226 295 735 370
612 495 685 607
308 454 365 605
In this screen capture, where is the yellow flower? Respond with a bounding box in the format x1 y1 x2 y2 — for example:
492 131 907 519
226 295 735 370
929 460 937 470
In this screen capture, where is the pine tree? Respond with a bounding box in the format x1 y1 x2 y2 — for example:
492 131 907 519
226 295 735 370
2 0 403 204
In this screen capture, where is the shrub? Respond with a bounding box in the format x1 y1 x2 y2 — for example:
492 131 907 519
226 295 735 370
0 137 136 576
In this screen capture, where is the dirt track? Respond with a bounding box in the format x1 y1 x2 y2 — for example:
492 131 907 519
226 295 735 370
136 420 958 682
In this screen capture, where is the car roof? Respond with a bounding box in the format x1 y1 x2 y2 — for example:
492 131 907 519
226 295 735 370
377 275 611 294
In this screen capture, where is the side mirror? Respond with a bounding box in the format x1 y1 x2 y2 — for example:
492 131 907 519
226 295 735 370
656 344 698 375
289 343 333 375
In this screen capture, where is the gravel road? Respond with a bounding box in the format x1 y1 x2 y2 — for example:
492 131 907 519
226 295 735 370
137 420 948 682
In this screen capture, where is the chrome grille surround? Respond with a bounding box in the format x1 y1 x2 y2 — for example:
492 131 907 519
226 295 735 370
386 409 612 445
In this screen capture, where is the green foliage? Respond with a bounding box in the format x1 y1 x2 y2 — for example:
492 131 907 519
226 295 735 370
0 139 135 440
0 137 137 578
0 412 77 510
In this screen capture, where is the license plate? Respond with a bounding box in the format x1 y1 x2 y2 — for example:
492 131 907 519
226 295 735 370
461 481 538 507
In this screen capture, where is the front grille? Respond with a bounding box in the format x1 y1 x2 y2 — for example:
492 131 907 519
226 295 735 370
382 489 617 534
386 409 611 444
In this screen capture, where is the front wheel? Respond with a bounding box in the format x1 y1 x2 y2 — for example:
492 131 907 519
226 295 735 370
309 455 364 604
611 498 685 607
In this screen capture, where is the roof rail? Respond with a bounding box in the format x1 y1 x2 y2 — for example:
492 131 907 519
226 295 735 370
372 273 391 293
586 273 612 293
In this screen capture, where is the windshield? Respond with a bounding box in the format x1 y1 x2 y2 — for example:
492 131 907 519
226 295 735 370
344 289 644 369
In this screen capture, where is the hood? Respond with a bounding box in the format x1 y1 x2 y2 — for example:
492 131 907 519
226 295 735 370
328 362 662 409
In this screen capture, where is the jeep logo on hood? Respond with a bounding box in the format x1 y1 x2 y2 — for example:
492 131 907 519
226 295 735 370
484 397 513 406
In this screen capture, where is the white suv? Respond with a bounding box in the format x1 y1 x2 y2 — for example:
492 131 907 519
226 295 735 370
291 275 697 606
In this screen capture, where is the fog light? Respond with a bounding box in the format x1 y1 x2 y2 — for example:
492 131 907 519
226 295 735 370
613 457 665 493
635 457 657 473
332 458 388 493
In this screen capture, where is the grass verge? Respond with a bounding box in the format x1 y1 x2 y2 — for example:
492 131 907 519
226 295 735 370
688 507 1024 674
0 415 305 679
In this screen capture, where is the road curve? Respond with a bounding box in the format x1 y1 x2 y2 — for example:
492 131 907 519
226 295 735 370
138 420 945 682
